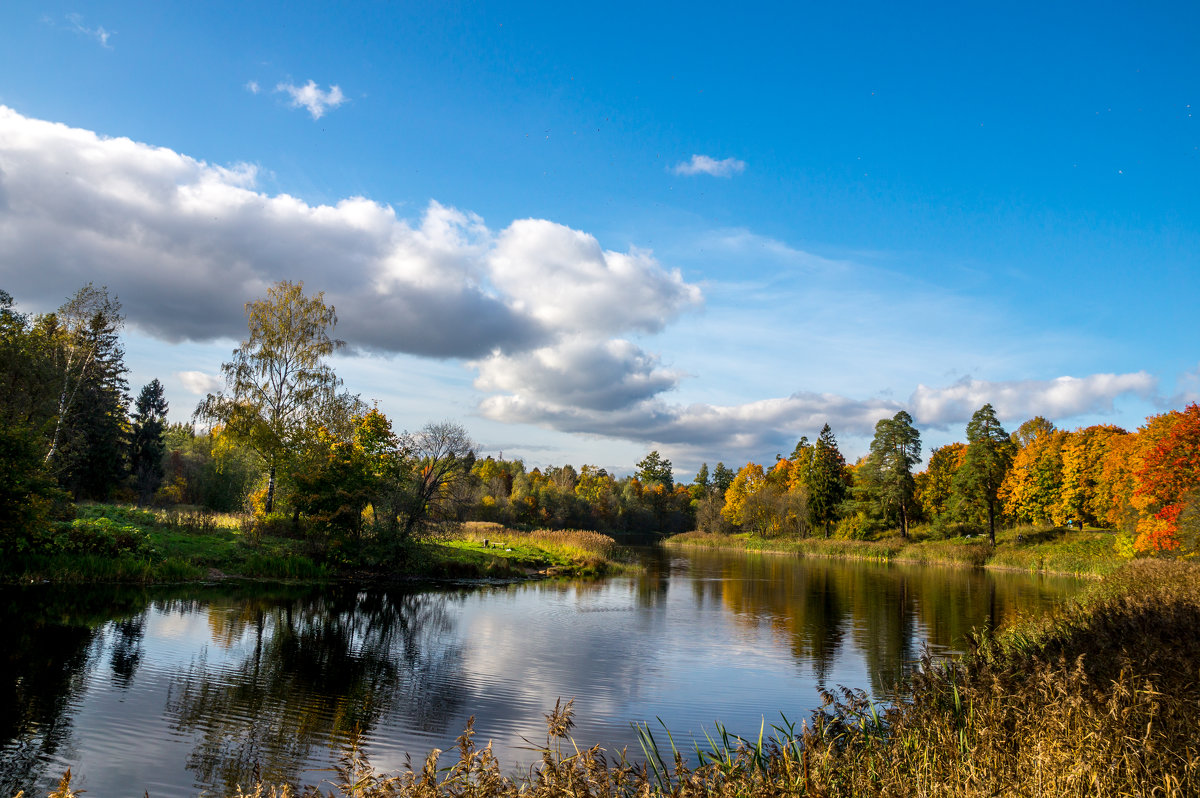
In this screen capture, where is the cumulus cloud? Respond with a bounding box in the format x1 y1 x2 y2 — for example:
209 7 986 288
672 154 746 177
245 80 261 94
489 220 701 335
909 373 1158 429
474 338 683 413
275 80 347 119
0 105 697 362
176 371 223 395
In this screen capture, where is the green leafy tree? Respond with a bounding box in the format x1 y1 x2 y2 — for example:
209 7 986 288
198 281 343 513
0 290 58 435
130 379 169 504
635 450 674 489
952 403 1016 545
810 424 850 537
41 284 124 466
864 411 922 538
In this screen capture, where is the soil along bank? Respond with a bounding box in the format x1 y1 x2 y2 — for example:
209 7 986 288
26 560 1199 797
666 524 1124 577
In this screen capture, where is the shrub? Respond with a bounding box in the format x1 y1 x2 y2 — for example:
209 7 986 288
53 517 156 559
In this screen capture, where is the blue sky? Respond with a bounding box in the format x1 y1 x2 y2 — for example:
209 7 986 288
1 1 1196 476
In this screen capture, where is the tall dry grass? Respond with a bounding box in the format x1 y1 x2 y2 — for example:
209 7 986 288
458 522 621 571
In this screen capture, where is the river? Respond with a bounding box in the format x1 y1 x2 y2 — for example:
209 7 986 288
0 546 1083 796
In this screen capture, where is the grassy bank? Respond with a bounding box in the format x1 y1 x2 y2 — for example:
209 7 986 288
1 504 631 584
27 560 1198 797
665 523 1125 576
431 521 633 578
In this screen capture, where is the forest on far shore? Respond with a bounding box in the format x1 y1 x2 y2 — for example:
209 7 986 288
3 280 1197 566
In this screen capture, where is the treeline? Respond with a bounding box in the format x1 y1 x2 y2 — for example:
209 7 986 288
681 404 1199 556
5 281 1197 563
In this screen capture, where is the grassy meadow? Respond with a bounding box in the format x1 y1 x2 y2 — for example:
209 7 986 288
0 504 632 584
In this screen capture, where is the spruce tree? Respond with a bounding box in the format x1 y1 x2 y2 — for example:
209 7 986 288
55 307 130 500
131 379 169 504
810 423 849 537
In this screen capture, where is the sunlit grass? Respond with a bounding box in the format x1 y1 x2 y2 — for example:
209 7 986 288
669 523 1123 576
444 522 630 576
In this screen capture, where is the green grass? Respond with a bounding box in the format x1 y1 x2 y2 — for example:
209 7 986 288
426 522 632 578
2 505 628 584
2 502 328 584
668 523 1125 576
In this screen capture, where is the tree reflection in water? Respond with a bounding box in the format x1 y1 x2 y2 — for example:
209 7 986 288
683 551 1076 697
165 586 467 794
0 585 151 797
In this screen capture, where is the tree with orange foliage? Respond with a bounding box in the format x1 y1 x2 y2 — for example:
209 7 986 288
1131 403 1200 553
1056 425 1127 528
915 442 966 521
999 418 1065 526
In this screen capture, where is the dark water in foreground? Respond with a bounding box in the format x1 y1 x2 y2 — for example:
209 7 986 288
1 548 1084 797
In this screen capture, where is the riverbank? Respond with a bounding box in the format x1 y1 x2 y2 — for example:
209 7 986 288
27 559 1197 797
664 523 1124 576
0 504 632 584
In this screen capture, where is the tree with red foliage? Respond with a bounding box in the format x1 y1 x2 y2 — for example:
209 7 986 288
1132 403 1200 553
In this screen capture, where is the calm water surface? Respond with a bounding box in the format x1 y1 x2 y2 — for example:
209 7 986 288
1 547 1084 796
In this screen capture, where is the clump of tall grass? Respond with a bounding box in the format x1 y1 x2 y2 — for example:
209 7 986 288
458 522 624 573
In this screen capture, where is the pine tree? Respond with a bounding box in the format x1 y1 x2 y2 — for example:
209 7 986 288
864 411 922 538
131 379 169 504
952 403 1016 545
711 462 736 495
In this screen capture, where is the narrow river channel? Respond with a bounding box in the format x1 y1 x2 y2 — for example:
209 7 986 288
1 547 1083 797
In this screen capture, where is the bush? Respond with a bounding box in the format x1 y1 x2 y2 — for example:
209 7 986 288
53 517 156 558
834 510 881 540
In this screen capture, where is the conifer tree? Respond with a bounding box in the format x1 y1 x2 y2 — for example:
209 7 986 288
864 411 922 537
131 379 169 504
810 423 849 537
952 403 1016 545
54 299 130 500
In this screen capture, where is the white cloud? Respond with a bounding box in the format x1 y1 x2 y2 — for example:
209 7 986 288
672 154 746 177
175 371 223 395
488 220 701 336
275 80 347 119
474 338 683 412
909 373 1158 429
245 80 261 95
65 13 113 48
1168 363 1200 406
480 370 1160 465
0 105 697 363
